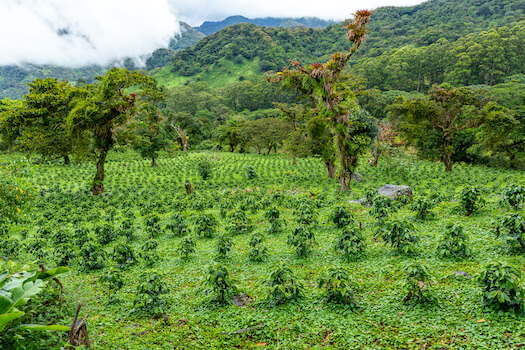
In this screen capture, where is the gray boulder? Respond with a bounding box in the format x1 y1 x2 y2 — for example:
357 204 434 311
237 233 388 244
377 184 413 201
351 172 363 183
351 184 413 206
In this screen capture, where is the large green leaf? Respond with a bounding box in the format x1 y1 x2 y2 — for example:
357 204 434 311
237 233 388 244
38 267 70 282
16 324 70 332
8 280 44 312
0 295 15 314
0 271 8 285
0 312 24 332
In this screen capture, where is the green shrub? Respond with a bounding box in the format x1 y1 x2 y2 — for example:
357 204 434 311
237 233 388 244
329 206 354 228
266 262 303 305
400 261 436 305
493 213 525 252
94 223 116 245
144 213 162 238
318 267 358 307
369 195 392 219
248 232 268 262
166 213 189 236
457 186 484 216
216 234 233 258
140 239 159 266
380 219 418 255
52 243 77 266
244 165 257 179
501 184 525 210
226 210 253 235
410 197 435 220
436 224 470 259
178 236 196 258
194 213 218 238
112 243 138 269
201 263 238 304
197 158 212 180
477 261 524 313
79 242 105 271
334 227 366 261
132 272 168 316
288 226 316 257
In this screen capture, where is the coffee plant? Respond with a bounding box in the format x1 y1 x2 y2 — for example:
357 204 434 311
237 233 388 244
132 272 168 316
288 226 316 257
194 213 218 238
334 227 366 261
380 219 418 255
266 262 303 305
215 234 233 258
329 206 354 228
248 232 268 262
244 165 257 179
165 213 189 237
477 261 524 313
410 197 435 220
226 210 253 235
501 184 525 210
318 267 359 307
201 263 238 304
79 242 105 271
436 224 471 259
178 236 196 258
144 213 162 238
493 213 525 252
400 261 437 305
457 185 484 216
94 223 117 245
112 243 138 269
140 239 159 266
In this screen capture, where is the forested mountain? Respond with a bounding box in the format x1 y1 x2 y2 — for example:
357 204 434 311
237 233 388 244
195 15 335 35
160 0 525 90
2 0 525 99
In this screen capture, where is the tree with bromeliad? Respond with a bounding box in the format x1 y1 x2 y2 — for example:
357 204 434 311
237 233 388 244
271 11 378 190
68 68 165 195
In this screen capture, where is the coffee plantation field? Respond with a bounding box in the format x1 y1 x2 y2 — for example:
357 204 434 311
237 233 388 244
2 151 525 349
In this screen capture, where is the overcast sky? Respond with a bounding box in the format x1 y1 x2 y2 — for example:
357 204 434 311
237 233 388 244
0 0 425 68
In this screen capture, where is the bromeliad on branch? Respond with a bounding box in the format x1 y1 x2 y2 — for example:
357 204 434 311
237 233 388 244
271 10 378 190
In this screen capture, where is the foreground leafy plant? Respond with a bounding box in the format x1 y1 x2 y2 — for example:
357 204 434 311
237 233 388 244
477 261 524 313
436 224 471 259
380 219 418 255
266 262 303 305
334 227 366 261
501 184 525 210
329 206 354 228
178 236 196 258
400 261 437 305
132 272 168 316
318 267 358 307
248 232 268 262
201 263 238 304
0 266 70 332
194 213 218 238
215 234 233 258
493 213 525 252
457 185 484 216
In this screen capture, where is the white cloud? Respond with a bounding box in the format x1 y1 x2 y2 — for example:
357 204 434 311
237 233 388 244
170 0 426 26
0 0 180 67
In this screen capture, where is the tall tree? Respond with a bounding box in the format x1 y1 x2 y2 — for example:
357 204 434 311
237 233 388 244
1 78 89 164
68 68 162 195
272 11 378 190
390 83 515 171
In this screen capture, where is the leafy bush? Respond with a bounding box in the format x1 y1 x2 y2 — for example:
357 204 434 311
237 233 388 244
318 267 358 307
132 272 168 316
79 242 105 270
477 261 524 313
457 186 484 216
226 210 253 235
244 165 257 179
400 261 436 305
216 234 233 258
493 213 525 252
436 224 471 259
140 240 159 266
248 232 268 262
410 197 435 220
501 184 525 210
288 226 316 257
194 213 218 238
264 207 284 234
201 263 238 304
380 219 418 255
52 243 77 266
144 213 162 238
329 206 354 228
334 227 366 261
166 213 189 236
94 223 116 245
178 236 196 258
266 262 303 305
197 158 212 180
294 202 317 226
369 195 392 219
112 243 138 269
